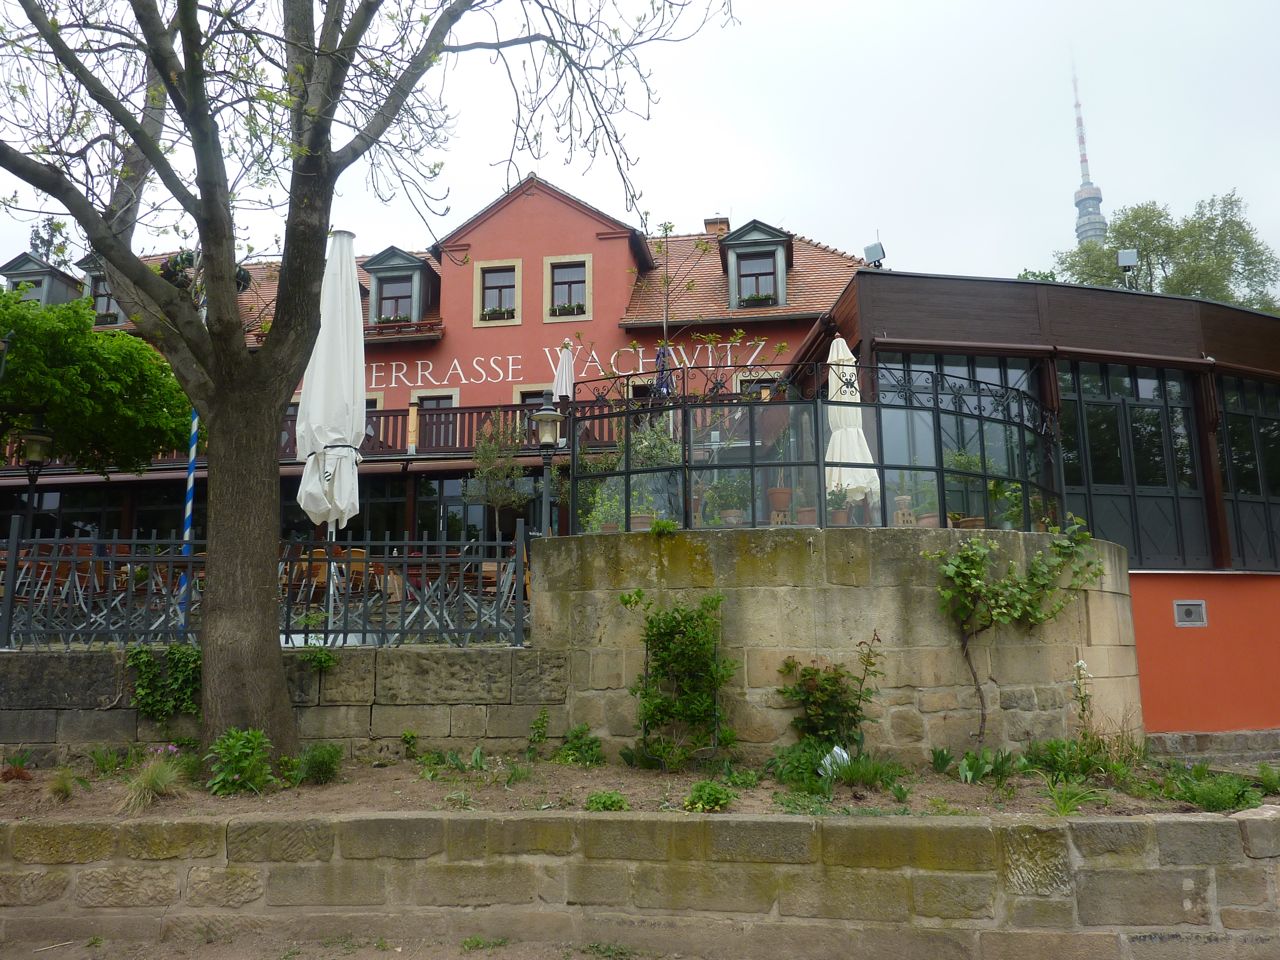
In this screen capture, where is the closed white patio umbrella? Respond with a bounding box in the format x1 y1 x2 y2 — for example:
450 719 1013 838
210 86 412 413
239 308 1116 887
552 338 575 401
296 230 366 531
824 336 879 509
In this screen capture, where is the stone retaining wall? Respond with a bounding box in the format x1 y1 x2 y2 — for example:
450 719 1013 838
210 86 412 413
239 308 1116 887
2 810 1278 957
532 528 1140 762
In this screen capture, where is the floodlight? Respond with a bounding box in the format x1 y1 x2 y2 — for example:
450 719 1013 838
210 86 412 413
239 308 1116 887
863 242 886 268
1117 249 1138 270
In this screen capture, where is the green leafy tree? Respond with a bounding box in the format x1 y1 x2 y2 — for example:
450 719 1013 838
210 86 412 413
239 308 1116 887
0 0 730 751
467 412 532 528
0 291 187 474
1049 192 1279 313
28 216 71 268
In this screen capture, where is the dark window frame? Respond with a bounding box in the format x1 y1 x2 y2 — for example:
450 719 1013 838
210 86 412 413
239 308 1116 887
737 252 777 300
91 275 118 323
377 275 413 320
550 262 586 309
481 267 517 315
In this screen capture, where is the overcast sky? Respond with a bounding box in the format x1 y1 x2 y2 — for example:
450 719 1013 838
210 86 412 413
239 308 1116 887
2 0 1278 284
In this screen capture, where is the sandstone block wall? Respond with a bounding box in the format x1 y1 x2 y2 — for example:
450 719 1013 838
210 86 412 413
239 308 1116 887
532 528 1139 762
2 809 1278 957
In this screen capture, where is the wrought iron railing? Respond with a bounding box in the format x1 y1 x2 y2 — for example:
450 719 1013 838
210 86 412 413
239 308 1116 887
565 362 1061 534
0 517 527 649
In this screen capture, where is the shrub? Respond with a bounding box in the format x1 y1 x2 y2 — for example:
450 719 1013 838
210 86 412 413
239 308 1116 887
620 589 736 770
723 767 761 789
767 738 832 796
299 644 338 672
1176 772 1262 813
205 727 276 796
957 749 995 785
826 753 905 791
777 634 882 753
47 766 88 802
119 758 184 813
401 729 418 760
1257 762 1280 796
297 743 344 785
0 749 32 782
683 780 736 812
1022 737 1106 785
585 790 630 811
552 724 605 767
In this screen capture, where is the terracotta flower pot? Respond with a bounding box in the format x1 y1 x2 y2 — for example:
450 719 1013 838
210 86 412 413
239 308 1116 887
952 516 985 529
719 509 745 527
766 487 793 513
630 513 654 532
599 523 619 534
829 508 850 526
796 507 817 525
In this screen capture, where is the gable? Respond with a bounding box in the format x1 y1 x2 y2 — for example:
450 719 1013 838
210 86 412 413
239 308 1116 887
361 246 429 272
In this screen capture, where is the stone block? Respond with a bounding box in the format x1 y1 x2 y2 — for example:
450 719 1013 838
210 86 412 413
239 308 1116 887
185 866 264 907
376 648 513 704
633 861 779 913
450 704 487 737
917 685 981 713
75 865 178 906
318 646 376 704
823 527 872 586
283 654 319 705
1004 709 1066 744
390 861 538 906
0 650 119 708
988 644 1075 686
11 822 116 863
924 711 990 755
226 817 334 862
707 816 818 863
777 865 911 921
980 932 1123 960
1035 684 1069 709
265 862 387 906
822 819 996 871
725 697 794 744
888 706 925 742
136 713 200 743
445 816 489 860
1000 823 1072 896
56 708 136 743
1216 864 1271 906
1155 814 1244 864
913 871 996 919
486 814 575 856
512 650 569 703
122 820 222 860
1076 868 1210 926
1125 931 1280 960
0 869 70 905
999 687 1037 711
566 861 632 905
1233 806 1280 859
296 704 369 739
882 647 980 691
0 709 56 742
1221 907 1278 930
487 704 568 739
369 704 450 739
338 815 444 859
1070 817 1155 865
603 689 638 737
530 589 574 648
1005 895 1076 927
443 906 576 945
582 816 671 860
2 914 163 944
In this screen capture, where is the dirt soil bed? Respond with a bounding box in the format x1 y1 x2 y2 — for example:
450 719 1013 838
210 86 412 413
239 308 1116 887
0 750 1193 821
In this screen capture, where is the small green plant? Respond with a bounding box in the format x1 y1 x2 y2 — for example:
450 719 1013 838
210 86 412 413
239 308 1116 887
552 723 605 767
889 781 911 804
1257 762 1280 796
957 749 995 785
527 706 549 760
400 729 418 760
683 779 736 812
926 517 1100 744
47 766 89 802
460 936 508 952
126 644 202 723
930 747 954 775
777 632 882 754
277 754 300 786
299 643 338 672
446 789 475 810
468 746 488 772
767 737 833 796
989 748 1018 787
1174 771 1262 812
826 753 905 791
444 749 468 772
1022 737 1106 786
773 791 833 816
583 944 638 960
119 757 184 813
925 796 966 816
86 936 104 948
723 767 761 789
0 748 32 782
205 727 277 796
648 518 679 536
374 938 390 952
88 746 126 777
620 589 736 770
585 790 631 811
1041 776 1105 816
296 743 344 785
504 763 532 787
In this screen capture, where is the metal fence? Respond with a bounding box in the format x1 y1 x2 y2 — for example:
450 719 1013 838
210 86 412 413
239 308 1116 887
0 517 526 649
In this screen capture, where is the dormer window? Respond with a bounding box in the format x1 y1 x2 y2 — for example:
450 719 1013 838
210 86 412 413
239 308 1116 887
718 219 793 311
90 275 121 324
378 276 413 321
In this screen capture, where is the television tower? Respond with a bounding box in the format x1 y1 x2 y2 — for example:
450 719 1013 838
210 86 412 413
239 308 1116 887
1072 68 1107 246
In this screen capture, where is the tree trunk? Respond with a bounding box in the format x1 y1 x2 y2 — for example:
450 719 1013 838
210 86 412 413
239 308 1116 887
200 385 298 756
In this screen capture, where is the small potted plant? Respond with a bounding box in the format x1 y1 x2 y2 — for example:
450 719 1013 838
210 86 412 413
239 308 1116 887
988 478 1024 530
482 306 515 321
947 511 986 529
794 487 817 525
586 488 623 533
706 473 750 527
739 292 776 308
826 485 850 526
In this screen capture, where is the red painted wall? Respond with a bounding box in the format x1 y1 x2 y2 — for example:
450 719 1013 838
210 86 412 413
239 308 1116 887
1132 572 1280 732
360 183 803 409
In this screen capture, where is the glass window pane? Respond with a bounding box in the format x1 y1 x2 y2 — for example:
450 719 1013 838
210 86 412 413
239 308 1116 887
698 468 753 527
1228 414 1261 496
1107 364 1134 398
1086 404 1125 485
940 413 982 471
1136 367 1162 401
974 356 999 387
982 420 1016 478
1079 363 1104 398
1171 407 1197 491
1224 377 1244 411
943 473 985 523
943 355 969 384
1006 357 1030 392
1129 407 1169 488
880 408 936 467
1056 361 1076 397
1260 418 1280 498
553 264 585 283
1264 384 1280 417
906 353 935 374
886 470 939 526
1165 370 1187 403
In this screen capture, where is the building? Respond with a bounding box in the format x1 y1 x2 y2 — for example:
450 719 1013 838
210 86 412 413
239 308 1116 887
3 176 1279 740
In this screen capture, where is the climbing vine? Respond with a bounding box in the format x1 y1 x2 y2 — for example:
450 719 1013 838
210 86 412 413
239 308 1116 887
126 644 202 722
924 517 1101 745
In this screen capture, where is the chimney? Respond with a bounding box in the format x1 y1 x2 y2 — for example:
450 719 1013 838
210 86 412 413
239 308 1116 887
704 216 730 236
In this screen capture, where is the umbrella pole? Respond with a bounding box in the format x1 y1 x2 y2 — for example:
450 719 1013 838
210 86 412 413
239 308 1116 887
326 525 336 645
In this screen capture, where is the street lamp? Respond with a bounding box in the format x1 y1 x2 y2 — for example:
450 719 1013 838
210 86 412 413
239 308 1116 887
20 418 52 538
530 390 565 536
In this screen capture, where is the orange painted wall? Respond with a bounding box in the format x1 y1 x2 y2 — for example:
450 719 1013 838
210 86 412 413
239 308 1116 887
359 182 804 409
1131 572 1280 732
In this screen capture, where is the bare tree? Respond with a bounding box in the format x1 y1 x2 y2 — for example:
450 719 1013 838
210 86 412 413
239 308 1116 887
0 0 731 750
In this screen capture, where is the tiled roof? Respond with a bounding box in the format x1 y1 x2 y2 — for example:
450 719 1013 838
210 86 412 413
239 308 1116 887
621 231 862 329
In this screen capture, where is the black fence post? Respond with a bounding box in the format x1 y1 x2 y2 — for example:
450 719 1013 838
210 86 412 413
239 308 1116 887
0 514 22 649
